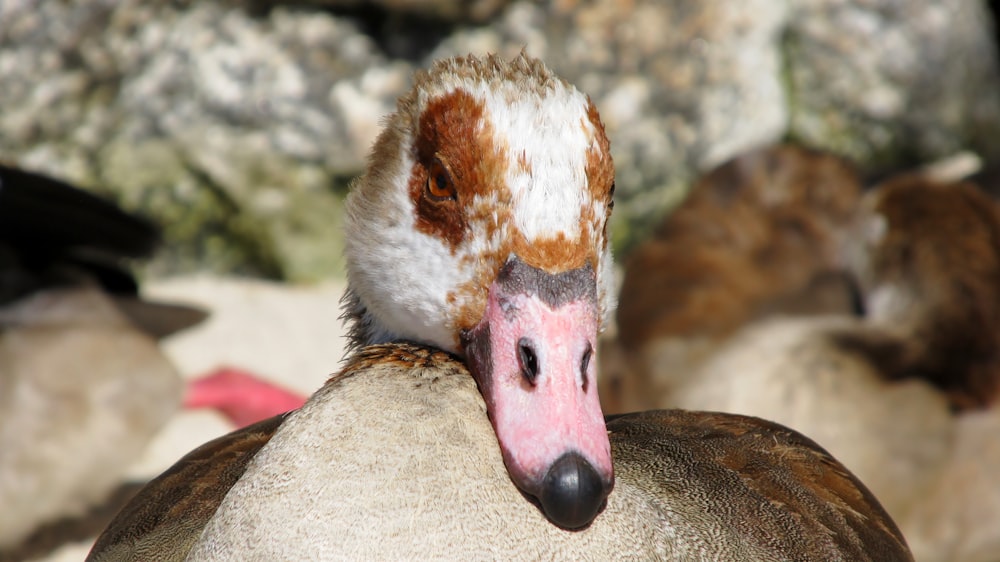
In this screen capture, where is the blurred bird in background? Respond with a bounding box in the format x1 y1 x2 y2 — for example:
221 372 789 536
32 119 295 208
0 165 305 560
602 144 1000 562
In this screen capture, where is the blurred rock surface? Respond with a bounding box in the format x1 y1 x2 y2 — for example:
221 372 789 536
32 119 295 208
1 0 998 273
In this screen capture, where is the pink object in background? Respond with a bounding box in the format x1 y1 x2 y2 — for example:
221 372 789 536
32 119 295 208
184 367 307 427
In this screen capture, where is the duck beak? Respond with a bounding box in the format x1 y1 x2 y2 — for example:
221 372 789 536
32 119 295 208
461 256 613 530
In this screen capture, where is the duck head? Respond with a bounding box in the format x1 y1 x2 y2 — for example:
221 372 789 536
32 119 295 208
342 53 616 529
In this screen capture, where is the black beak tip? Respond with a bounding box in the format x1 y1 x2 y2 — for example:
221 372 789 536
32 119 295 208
537 452 610 530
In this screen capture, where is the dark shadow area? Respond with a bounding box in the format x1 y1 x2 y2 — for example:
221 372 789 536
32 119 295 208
0 481 147 562
247 1 460 62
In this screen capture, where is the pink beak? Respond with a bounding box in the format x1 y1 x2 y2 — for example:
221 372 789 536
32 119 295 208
462 257 613 529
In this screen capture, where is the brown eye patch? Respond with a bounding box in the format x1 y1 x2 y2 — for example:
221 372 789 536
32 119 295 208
408 88 498 253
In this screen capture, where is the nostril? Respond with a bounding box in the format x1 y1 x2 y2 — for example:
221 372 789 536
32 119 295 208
518 337 539 385
580 343 593 392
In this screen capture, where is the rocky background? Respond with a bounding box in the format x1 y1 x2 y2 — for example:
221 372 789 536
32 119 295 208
2 0 1000 280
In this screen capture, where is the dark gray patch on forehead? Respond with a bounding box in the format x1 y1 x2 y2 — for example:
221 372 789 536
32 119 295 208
496 256 597 308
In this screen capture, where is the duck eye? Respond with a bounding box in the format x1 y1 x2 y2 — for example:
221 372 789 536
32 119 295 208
426 159 456 201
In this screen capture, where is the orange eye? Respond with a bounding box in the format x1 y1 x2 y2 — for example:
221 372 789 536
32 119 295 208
426 159 456 201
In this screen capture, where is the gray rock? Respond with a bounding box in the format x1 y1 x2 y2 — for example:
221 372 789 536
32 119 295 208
0 0 411 280
1 0 999 273
785 0 1000 168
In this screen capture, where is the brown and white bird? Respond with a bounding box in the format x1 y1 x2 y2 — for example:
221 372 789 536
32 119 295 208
609 151 1000 561
846 174 1000 410
87 54 911 561
605 144 863 413
846 174 1000 561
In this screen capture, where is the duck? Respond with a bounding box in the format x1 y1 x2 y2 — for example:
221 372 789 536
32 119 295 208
0 165 313 559
845 174 1000 561
602 147 951 512
604 144 863 413
609 151 1000 560
0 164 196 552
86 53 912 561
845 173 1000 410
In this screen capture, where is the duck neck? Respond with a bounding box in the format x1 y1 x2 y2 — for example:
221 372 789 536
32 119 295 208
339 286 396 353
